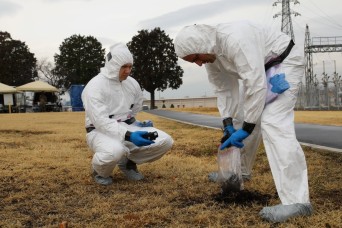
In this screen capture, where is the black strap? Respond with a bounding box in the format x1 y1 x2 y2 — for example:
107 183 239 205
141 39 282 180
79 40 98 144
86 126 95 133
107 52 112 61
265 40 295 71
86 116 136 133
109 115 136 125
125 131 131 141
124 117 136 125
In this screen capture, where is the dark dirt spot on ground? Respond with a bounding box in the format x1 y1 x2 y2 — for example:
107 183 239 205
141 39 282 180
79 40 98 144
213 189 273 206
0 129 53 136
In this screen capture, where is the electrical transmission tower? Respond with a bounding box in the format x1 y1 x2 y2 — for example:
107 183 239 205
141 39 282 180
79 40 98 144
304 25 342 107
272 1 342 109
273 0 301 41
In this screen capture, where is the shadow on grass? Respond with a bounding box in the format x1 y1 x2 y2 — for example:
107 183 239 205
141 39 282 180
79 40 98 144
213 189 274 206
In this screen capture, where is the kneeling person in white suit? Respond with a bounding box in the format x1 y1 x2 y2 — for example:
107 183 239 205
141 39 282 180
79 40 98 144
81 42 173 185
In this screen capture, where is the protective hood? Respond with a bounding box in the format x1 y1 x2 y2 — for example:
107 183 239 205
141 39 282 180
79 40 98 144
174 24 216 58
100 42 133 80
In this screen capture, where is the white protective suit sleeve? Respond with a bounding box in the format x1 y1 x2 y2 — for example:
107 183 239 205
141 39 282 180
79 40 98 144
216 23 267 124
205 63 240 119
130 82 143 117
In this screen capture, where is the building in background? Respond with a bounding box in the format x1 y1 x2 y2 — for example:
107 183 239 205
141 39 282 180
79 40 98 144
143 96 217 109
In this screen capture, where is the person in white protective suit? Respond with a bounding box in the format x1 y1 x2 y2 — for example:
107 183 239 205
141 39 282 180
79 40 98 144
81 42 173 186
174 21 313 223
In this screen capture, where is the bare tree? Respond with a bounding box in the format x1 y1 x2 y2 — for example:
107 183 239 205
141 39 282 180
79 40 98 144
36 58 59 87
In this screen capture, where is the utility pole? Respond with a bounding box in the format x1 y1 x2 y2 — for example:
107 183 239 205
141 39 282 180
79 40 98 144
304 24 314 107
273 0 301 41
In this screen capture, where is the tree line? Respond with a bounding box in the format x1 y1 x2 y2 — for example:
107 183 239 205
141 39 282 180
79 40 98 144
0 28 183 108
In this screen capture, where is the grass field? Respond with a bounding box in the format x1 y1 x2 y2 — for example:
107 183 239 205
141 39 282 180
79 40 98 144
0 110 341 227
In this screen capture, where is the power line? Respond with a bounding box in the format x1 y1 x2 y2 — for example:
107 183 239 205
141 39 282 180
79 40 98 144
309 1 342 29
299 1 342 30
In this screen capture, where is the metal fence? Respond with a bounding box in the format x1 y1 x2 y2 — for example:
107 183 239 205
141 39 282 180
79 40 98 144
144 73 342 111
296 73 342 110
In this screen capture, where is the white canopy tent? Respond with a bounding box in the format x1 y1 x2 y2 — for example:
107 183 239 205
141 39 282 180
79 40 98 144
16 81 60 112
0 82 17 94
16 81 58 92
0 82 17 113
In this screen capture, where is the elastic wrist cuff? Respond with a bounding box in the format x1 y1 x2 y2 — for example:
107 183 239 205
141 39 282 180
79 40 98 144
222 117 233 127
125 131 131 141
242 122 255 134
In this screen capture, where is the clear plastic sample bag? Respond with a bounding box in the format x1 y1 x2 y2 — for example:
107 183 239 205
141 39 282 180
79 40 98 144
266 64 282 104
217 146 244 193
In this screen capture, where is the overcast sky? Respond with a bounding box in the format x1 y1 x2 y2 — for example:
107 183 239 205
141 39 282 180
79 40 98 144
1 0 342 99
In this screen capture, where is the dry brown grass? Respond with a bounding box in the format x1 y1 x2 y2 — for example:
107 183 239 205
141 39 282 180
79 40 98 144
0 111 341 227
165 107 221 117
165 107 342 126
294 111 342 126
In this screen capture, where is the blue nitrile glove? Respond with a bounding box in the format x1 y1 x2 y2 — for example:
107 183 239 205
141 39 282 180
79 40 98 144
269 73 290 94
130 131 155 147
221 125 236 143
135 120 153 127
220 129 250 150
225 125 236 135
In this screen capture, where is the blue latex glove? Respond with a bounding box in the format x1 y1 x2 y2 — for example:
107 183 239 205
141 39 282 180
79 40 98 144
220 129 250 150
269 73 290 94
135 120 153 127
225 125 236 135
221 125 236 143
130 131 155 147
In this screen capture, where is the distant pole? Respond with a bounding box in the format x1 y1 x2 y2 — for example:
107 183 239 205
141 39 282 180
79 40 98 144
332 60 341 108
304 24 314 107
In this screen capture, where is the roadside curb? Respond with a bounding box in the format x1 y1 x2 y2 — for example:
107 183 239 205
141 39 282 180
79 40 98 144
299 142 342 153
152 114 342 154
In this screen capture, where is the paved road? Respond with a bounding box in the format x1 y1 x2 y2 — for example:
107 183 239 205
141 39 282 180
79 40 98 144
145 109 342 152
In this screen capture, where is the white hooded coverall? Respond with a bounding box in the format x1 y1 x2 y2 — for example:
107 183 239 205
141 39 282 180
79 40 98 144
174 21 310 205
81 43 173 178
